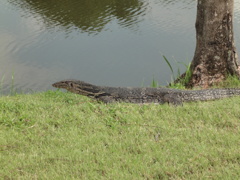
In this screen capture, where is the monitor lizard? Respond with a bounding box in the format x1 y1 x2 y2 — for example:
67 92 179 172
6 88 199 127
52 80 240 105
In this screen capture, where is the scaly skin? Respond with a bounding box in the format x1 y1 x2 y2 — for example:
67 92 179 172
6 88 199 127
52 80 240 105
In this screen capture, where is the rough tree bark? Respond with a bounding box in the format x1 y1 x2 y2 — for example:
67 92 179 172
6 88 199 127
188 0 240 88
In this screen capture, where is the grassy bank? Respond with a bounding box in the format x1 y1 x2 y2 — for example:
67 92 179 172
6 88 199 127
1 90 240 179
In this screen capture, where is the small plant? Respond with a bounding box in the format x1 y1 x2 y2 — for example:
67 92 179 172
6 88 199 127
0 74 5 95
163 55 175 80
11 71 15 95
0 71 17 95
162 55 192 89
151 77 158 88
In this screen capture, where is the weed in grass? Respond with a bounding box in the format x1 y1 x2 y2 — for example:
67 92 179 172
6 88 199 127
0 74 5 95
10 71 16 95
151 55 192 89
163 55 175 80
162 55 192 89
151 76 158 88
0 71 25 96
174 61 192 87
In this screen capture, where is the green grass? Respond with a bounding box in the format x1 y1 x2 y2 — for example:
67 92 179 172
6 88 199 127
1 90 240 179
214 75 240 88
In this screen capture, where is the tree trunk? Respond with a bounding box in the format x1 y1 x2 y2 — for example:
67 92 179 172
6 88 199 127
188 0 240 88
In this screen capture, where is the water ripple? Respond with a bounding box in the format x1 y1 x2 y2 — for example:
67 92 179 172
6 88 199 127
7 0 149 35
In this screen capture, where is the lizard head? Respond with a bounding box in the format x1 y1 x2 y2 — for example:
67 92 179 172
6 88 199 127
52 80 73 90
52 80 102 96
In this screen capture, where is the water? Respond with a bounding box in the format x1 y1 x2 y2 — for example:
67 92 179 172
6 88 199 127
1 0 240 94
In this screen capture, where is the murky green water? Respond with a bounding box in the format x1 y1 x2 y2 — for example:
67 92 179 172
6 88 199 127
1 0 240 93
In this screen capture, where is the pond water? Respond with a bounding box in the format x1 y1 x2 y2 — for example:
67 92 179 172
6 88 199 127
1 0 240 93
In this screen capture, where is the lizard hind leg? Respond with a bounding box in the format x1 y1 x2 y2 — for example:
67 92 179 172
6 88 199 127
96 95 116 103
163 94 183 106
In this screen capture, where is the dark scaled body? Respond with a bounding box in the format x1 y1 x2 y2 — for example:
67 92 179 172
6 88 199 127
53 80 240 105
